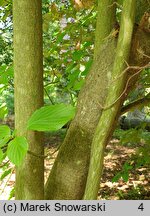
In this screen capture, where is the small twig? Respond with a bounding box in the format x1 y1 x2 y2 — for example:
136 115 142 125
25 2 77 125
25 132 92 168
103 28 119 41
125 60 130 67
98 63 150 110
137 49 150 59
111 63 149 84
108 2 123 9
44 88 54 105
44 81 59 87
27 150 46 159
103 69 143 109
27 143 61 159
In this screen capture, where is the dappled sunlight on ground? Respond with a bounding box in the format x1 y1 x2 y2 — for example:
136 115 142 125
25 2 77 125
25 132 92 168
98 140 150 199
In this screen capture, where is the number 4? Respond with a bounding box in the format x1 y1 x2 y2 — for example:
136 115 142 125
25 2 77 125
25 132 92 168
138 203 144 211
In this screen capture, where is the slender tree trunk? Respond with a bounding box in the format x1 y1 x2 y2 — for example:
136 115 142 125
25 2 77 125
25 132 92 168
13 0 44 199
45 0 116 200
83 8 150 199
84 0 136 199
94 0 116 58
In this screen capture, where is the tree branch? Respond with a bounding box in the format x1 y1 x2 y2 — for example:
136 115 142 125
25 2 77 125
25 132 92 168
44 88 54 104
121 92 150 114
98 62 150 110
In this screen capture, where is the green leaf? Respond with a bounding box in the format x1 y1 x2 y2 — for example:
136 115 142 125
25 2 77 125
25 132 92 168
0 73 8 84
0 0 8 7
120 129 141 144
0 168 12 181
7 137 28 166
0 65 7 73
123 162 133 171
72 50 84 61
0 125 11 139
6 66 14 77
0 65 13 84
73 79 85 91
0 105 8 119
0 148 3 163
0 136 11 148
27 104 76 131
112 172 122 183
8 188 15 200
82 59 93 76
122 172 129 182
66 63 76 74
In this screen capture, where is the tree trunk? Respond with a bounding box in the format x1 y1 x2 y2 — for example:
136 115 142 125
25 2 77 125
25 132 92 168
45 0 116 200
83 10 150 199
13 0 44 199
94 0 116 58
84 0 136 199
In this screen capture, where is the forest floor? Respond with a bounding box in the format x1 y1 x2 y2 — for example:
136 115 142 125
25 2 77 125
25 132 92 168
44 130 150 200
0 128 150 200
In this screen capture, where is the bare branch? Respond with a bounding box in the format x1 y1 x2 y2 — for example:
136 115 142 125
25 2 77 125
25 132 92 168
108 2 123 9
44 88 54 105
98 62 150 110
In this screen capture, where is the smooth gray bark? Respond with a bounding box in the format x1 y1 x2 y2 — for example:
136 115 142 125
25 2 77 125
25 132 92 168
14 0 44 199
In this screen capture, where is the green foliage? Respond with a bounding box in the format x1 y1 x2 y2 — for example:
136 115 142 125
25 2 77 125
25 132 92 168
0 104 8 119
140 68 150 90
0 65 14 115
0 65 14 85
8 187 15 200
0 1 96 110
112 162 133 182
117 185 147 200
27 104 76 131
0 1 13 117
0 0 149 199
0 168 12 181
0 26 13 65
0 125 11 162
134 131 150 167
0 125 11 139
120 129 141 145
0 124 15 198
113 128 150 145
0 0 12 23
43 1 96 104
0 148 3 163
7 136 28 166
0 124 28 167
113 128 150 183
0 136 11 149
